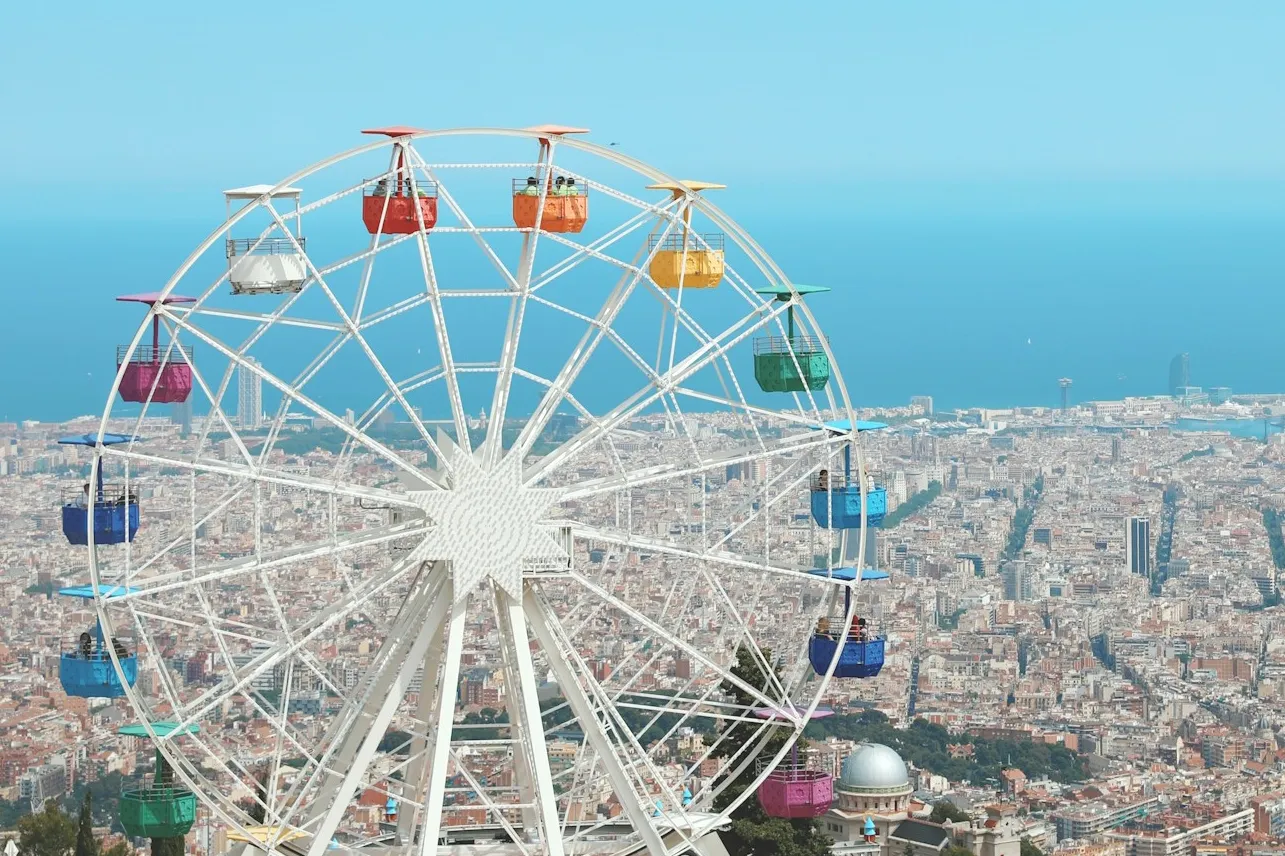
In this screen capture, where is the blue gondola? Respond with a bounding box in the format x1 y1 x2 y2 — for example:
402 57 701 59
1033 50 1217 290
58 433 141 546
808 634 884 679
810 420 887 529
58 585 140 698
805 567 887 679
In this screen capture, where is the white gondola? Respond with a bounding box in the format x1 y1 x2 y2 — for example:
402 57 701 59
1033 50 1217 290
224 185 308 294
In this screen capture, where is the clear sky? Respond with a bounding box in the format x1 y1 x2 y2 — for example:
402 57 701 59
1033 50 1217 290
3 1 1284 419
3 0 1284 202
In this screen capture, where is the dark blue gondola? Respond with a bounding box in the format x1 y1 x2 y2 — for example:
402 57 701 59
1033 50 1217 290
810 420 887 529
58 584 140 698
58 433 141 545
806 566 886 679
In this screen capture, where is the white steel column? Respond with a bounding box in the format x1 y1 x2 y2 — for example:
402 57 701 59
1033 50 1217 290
302 588 449 856
524 588 670 856
416 584 467 856
495 586 539 837
398 626 445 843
500 586 565 856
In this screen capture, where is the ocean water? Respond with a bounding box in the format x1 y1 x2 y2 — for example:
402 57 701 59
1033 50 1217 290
3 182 1283 423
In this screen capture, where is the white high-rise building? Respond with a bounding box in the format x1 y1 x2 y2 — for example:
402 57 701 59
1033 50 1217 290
1126 516 1151 577
238 357 263 430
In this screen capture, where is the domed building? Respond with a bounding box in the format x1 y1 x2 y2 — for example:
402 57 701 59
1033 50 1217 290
824 743 1021 856
823 742 918 849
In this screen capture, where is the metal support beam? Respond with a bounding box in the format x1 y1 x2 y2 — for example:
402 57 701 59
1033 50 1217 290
525 587 670 856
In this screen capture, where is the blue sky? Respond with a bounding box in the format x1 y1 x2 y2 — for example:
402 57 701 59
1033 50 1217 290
3 1 1284 419
3 0 1284 204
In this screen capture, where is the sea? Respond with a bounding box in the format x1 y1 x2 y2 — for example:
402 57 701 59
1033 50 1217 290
3 179 1283 425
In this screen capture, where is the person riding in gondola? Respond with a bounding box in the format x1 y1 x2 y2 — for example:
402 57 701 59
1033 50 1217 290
79 632 93 659
816 469 829 492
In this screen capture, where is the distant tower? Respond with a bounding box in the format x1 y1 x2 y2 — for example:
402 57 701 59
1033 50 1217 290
910 395 933 415
1169 353 1190 396
1058 378 1073 412
170 400 192 437
1111 436 1121 465
237 358 263 430
1126 517 1151 576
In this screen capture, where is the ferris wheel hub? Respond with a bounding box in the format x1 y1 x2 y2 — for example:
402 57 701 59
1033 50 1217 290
407 442 566 604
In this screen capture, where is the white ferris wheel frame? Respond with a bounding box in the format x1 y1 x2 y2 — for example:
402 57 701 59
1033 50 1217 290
76 127 879 856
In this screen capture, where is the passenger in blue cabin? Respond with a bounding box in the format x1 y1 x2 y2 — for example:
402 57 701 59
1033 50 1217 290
816 469 829 492
79 632 93 659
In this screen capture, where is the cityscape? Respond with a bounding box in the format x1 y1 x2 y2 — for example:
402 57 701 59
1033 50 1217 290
8 347 1285 856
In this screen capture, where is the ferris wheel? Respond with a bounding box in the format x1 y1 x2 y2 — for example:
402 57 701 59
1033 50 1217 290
69 126 889 856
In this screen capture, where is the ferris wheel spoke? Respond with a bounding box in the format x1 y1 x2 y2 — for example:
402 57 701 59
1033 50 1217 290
512 214 683 461
476 133 563 461
561 571 792 720
283 563 444 827
444 746 535 856
175 305 345 333
526 296 791 487
260 201 455 472
156 302 442 487
408 150 519 292
405 216 472 457
565 522 831 592
528 201 674 295
559 421 835 504
114 520 425 604
524 587 672 856
168 554 424 736
704 455 815 556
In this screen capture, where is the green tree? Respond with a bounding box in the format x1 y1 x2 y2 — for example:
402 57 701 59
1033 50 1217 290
711 646 831 856
17 800 76 856
1020 838 1044 856
74 794 97 856
149 838 183 856
943 846 974 856
101 843 132 856
929 801 971 824
248 769 269 825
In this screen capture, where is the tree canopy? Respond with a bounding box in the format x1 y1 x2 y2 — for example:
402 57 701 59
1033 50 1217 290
73 794 96 856
805 714 1085 785
17 800 76 856
929 801 971 824
711 647 831 856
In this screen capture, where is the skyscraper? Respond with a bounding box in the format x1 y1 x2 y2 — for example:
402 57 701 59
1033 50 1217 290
910 395 933 415
238 358 263 430
1169 353 1190 397
1126 517 1151 576
170 400 192 436
1001 560 1032 602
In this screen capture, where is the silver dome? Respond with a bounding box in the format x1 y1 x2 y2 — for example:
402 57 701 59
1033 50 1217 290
838 743 910 791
